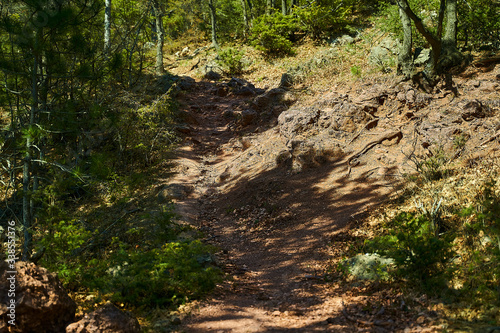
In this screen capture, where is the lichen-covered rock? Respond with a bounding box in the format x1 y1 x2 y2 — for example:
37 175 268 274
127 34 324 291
346 253 394 280
0 261 76 333
66 303 140 333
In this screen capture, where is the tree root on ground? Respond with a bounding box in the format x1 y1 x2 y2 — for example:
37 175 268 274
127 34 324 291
346 131 402 177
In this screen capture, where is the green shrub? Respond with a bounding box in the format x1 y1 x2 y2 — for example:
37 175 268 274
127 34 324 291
249 13 297 56
376 0 500 50
459 180 500 301
216 48 246 75
365 212 456 289
39 220 92 288
350 65 361 77
90 240 221 307
39 206 221 308
294 1 351 40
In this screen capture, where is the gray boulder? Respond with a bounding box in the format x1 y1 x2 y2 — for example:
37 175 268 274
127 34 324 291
345 253 394 280
369 37 400 67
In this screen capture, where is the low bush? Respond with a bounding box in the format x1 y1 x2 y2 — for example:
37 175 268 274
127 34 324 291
249 12 297 56
216 48 246 75
364 212 456 290
294 1 352 40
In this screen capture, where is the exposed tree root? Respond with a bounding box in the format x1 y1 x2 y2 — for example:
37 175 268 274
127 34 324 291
346 131 403 177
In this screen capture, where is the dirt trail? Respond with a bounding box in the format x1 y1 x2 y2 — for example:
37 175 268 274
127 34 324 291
162 78 444 332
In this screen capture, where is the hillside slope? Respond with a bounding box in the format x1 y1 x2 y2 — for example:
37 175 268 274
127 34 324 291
161 43 500 332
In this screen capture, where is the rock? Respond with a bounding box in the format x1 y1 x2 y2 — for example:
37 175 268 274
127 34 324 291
0 261 76 333
178 76 195 90
235 86 256 96
143 42 155 50
200 63 223 81
346 253 394 280
253 88 285 109
238 109 258 126
336 34 355 46
179 110 199 126
66 303 140 333
462 99 488 121
227 78 259 96
369 37 400 67
414 48 431 66
278 107 321 142
158 183 194 202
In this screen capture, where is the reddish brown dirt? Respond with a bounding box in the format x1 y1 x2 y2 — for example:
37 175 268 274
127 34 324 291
166 79 452 332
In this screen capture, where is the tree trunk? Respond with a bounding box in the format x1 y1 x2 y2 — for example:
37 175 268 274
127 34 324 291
281 0 287 15
104 0 111 54
246 0 253 20
267 0 272 15
23 34 40 260
440 0 462 68
397 0 442 79
397 4 413 79
240 0 249 33
152 0 165 75
208 0 219 49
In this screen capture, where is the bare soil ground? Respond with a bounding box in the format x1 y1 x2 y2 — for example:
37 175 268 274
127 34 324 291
160 45 500 332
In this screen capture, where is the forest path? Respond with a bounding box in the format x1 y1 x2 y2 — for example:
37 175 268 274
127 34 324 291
166 79 438 332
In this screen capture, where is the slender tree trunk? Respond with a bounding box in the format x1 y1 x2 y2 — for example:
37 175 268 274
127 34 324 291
397 0 442 78
281 0 287 15
240 0 249 33
443 0 458 48
23 34 40 260
246 0 253 20
152 0 165 75
208 0 219 49
266 0 272 15
440 0 462 69
397 4 413 79
104 0 111 54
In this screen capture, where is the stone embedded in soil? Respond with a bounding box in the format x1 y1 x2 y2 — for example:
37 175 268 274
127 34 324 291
65 303 140 333
0 261 76 333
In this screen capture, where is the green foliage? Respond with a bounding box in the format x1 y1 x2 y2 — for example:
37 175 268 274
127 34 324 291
376 0 500 50
350 65 361 77
97 240 221 307
365 212 456 289
216 47 246 75
39 207 221 308
39 220 92 288
294 1 351 40
249 12 297 56
407 148 449 182
459 180 500 302
457 0 500 49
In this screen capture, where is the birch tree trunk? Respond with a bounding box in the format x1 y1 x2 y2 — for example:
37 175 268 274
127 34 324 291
104 0 111 54
281 0 287 15
152 0 165 75
240 0 249 33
